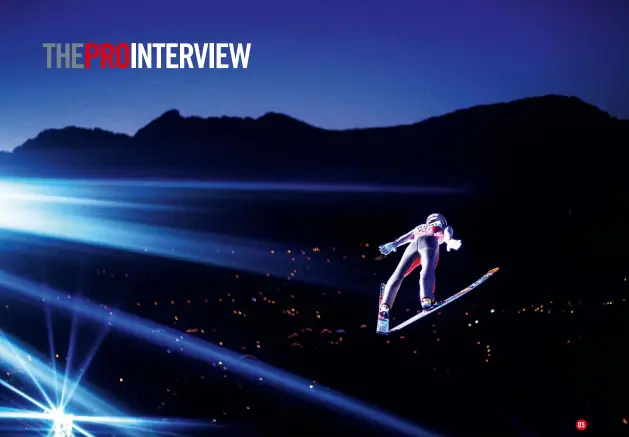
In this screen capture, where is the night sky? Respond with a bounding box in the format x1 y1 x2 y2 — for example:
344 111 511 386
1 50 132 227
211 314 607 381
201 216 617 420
1 0 628 151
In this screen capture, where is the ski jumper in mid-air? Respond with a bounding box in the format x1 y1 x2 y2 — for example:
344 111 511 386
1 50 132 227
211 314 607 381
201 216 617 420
377 213 462 330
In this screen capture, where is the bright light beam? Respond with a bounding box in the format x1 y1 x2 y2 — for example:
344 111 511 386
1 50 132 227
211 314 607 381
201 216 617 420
0 182 187 212
45 307 60 406
0 203 355 289
0 408 196 432
0 269 441 437
0 379 49 411
61 325 109 410
3 178 466 195
0 332 56 410
60 311 79 408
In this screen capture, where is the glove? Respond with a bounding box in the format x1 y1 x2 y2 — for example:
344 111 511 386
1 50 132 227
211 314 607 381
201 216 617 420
379 242 397 255
445 239 462 252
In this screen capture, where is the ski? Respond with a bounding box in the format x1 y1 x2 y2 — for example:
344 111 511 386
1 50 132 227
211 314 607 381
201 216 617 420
386 267 499 334
376 283 389 334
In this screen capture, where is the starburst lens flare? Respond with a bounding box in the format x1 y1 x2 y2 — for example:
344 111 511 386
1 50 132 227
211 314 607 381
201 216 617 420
51 407 73 437
0 328 209 436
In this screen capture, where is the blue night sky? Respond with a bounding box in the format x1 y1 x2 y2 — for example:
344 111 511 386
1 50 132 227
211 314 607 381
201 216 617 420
1 0 628 151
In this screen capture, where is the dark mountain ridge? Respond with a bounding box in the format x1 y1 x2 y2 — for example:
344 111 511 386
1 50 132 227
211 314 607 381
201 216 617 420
4 95 623 189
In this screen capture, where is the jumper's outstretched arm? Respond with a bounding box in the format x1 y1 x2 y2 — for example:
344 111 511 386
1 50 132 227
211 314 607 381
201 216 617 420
393 229 415 248
379 228 415 255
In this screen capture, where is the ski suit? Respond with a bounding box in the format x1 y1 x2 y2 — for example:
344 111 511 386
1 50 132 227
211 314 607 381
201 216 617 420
381 223 452 309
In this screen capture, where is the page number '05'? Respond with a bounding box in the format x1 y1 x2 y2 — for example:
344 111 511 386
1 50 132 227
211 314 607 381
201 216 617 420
576 419 587 431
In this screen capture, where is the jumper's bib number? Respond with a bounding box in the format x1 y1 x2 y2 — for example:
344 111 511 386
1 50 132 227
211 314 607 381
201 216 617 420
415 222 444 237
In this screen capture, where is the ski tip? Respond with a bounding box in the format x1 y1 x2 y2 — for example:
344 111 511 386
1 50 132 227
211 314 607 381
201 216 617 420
488 267 500 274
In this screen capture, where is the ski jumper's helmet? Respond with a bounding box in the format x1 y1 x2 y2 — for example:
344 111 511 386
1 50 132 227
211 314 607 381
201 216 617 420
426 213 447 228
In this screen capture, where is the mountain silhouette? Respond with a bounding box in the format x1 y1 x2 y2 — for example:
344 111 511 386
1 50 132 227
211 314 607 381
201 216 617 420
4 95 624 191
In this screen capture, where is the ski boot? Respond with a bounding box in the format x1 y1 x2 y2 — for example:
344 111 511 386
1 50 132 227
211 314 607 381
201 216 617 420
421 297 439 311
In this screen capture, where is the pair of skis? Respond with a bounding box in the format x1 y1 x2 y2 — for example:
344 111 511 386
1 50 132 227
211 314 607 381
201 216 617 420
376 267 499 335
